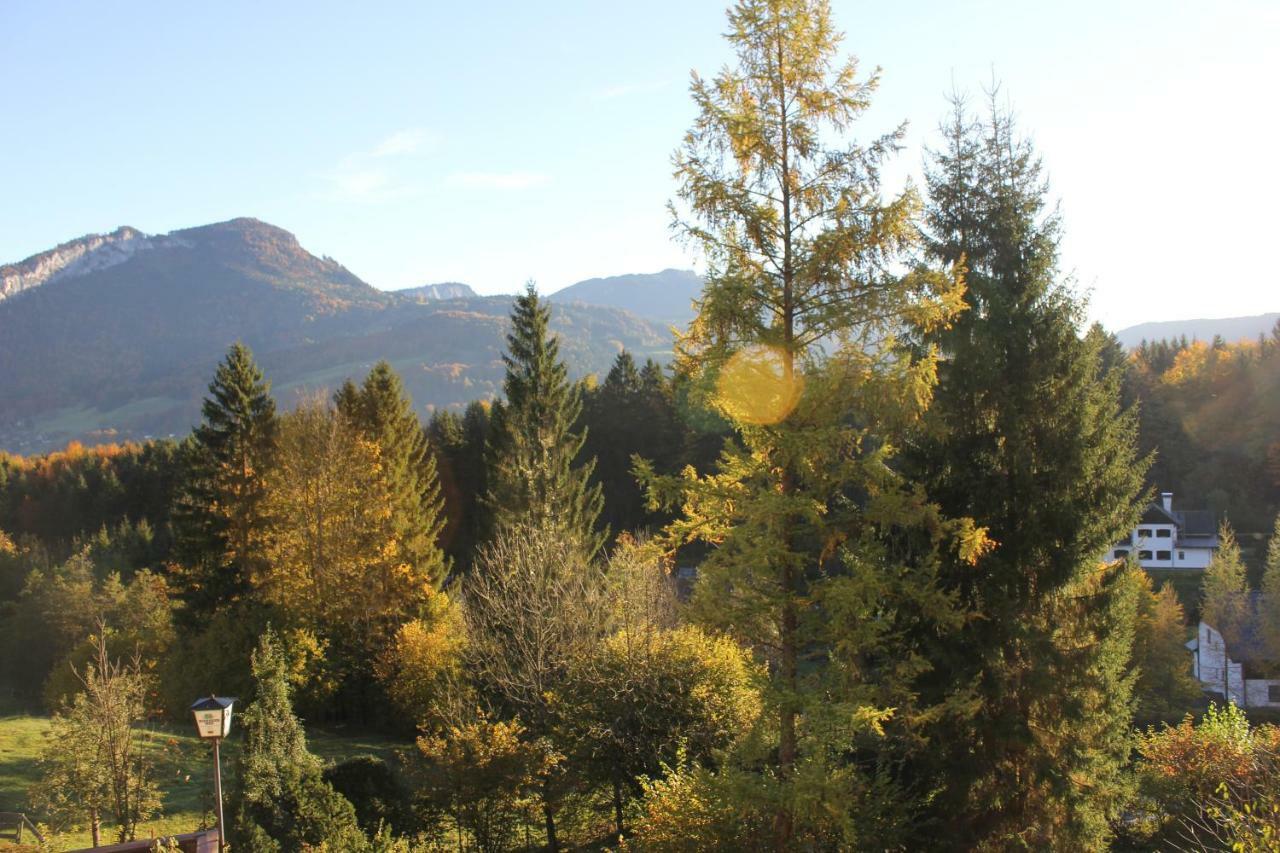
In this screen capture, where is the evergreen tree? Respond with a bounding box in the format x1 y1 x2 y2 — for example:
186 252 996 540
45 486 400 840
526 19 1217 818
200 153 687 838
1202 520 1251 653
233 627 367 852
336 361 448 587
483 284 605 556
173 343 276 616
581 352 685 536
647 1 969 845
911 92 1149 847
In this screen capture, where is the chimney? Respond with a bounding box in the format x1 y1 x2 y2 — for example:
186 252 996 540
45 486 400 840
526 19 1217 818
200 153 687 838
1161 492 1173 513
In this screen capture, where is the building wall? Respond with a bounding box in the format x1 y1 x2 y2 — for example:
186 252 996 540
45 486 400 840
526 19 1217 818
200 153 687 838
1195 622 1245 705
1245 679 1280 709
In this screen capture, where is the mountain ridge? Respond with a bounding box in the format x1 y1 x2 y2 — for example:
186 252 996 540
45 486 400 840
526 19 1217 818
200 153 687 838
0 218 672 454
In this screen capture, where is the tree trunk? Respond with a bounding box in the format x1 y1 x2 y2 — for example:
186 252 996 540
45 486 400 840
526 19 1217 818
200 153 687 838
90 810 101 848
613 776 625 840
543 795 558 852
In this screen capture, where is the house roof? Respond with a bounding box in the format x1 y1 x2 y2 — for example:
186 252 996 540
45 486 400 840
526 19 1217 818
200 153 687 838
1179 510 1217 537
1141 503 1179 525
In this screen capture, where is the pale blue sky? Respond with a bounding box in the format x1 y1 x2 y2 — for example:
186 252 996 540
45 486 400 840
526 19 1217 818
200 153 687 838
2 1 1275 330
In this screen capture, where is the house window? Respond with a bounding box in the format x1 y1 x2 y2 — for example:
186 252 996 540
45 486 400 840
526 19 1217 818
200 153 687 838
1139 551 1153 560
1114 549 1130 558
1156 529 1171 538
1179 551 1186 560
1138 528 1153 538
1269 684 1280 704
1156 551 1171 561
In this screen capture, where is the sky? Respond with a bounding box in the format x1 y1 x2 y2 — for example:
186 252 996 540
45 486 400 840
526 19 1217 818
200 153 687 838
2 0 1276 331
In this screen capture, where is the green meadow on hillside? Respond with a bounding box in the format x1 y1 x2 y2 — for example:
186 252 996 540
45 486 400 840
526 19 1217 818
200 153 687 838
0 713 408 851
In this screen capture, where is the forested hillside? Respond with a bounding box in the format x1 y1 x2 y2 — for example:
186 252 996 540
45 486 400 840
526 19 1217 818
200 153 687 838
1128 329 1280 535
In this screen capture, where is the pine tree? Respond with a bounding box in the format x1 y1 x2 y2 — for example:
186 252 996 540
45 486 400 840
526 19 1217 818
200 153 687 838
646 1 969 845
1259 515 1280 665
483 284 605 556
1203 520 1251 653
173 343 276 616
336 361 448 587
911 92 1149 847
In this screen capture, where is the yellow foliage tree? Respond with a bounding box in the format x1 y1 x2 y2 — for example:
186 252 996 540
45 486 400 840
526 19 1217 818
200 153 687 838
257 400 438 711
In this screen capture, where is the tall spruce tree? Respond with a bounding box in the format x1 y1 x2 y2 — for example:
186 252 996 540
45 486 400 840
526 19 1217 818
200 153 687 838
645 0 971 846
336 361 448 587
173 342 276 616
483 284 605 556
913 92 1148 847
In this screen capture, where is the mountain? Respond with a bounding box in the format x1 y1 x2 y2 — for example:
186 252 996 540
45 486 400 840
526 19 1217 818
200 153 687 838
549 268 702 329
395 282 478 301
0 219 672 453
1114 313 1280 349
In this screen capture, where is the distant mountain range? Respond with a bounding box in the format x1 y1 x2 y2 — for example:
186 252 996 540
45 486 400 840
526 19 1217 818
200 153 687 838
0 219 672 453
548 269 702 329
3 217 1271 454
1113 313 1280 350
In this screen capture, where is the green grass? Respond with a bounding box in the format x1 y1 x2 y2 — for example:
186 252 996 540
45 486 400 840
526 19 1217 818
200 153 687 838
0 713 410 851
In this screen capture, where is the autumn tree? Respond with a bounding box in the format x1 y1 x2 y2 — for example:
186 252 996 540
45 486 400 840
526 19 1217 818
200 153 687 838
1133 573 1203 725
256 400 438 717
335 361 448 587
909 91 1150 846
173 343 276 616
647 0 969 846
460 522 607 849
483 285 605 557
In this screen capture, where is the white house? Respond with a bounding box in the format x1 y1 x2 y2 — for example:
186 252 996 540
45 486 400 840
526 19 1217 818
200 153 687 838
1105 491 1218 570
1187 622 1280 709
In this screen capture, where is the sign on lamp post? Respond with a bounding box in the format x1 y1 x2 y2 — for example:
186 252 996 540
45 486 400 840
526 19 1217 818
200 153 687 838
190 696 235 852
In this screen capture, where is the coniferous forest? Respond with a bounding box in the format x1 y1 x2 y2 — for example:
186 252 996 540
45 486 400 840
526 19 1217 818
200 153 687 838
2 1 1279 850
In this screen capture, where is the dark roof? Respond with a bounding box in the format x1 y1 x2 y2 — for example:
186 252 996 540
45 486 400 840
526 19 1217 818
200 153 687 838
1179 510 1217 537
1141 503 1179 525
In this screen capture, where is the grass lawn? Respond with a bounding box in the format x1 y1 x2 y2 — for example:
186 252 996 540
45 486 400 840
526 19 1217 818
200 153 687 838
0 713 410 851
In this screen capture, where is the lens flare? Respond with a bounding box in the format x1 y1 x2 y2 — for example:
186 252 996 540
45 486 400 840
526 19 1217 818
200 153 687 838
715 345 804 425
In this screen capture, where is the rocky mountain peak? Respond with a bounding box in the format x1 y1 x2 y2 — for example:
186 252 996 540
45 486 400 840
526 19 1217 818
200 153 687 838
0 225 190 302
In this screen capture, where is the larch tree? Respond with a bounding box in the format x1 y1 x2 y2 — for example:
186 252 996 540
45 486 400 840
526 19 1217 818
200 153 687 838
483 284 605 557
912 92 1148 847
173 342 276 616
1259 514 1280 665
1133 573 1203 724
335 361 448 588
645 0 970 846
1202 520 1251 654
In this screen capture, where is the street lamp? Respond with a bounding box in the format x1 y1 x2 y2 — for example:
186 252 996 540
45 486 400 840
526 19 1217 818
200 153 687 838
190 695 235 852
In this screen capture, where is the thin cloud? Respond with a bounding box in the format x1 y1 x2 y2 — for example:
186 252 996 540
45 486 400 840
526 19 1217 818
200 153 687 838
320 128 436 202
446 171 551 190
371 128 435 157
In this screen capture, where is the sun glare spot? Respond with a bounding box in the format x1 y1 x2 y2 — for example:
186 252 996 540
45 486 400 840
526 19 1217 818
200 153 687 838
715 345 804 425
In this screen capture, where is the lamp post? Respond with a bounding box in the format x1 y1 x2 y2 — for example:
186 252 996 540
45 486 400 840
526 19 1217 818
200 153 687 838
190 695 235 852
